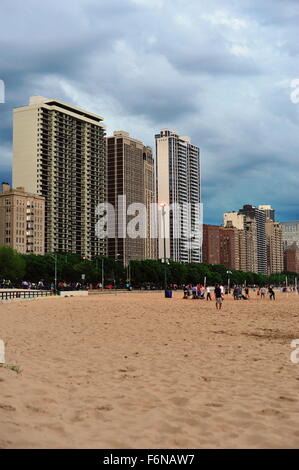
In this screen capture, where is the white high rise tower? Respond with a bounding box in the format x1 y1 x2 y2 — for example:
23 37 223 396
155 129 202 263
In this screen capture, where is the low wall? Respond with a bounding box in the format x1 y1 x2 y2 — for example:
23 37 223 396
59 291 88 298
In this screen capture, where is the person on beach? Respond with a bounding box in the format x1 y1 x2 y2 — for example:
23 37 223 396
245 287 249 299
192 285 197 299
260 287 266 299
206 286 212 301
183 285 189 299
268 286 276 300
233 286 238 300
196 284 201 298
215 284 223 310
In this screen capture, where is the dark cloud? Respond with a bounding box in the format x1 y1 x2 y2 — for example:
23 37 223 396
0 0 298 225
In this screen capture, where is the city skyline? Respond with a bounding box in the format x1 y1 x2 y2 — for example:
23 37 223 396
0 0 299 225
1 96 297 227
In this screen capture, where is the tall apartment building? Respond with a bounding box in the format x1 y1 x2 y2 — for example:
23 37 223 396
144 146 157 261
265 219 284 274
281 221 299 248
243 217 259 273
220 226 246 271
13 96 106 258
155 129 201 263
224 212 258 273
0 183 45 255
224 212 245 230
203 222 247 271
107 131 156 265
239 205 267 275
284 243 299 273
259 205 275 222
202 225 220 265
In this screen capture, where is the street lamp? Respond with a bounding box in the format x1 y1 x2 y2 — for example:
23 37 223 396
102 257 104 290
94 256 104 290
54 254 58 291
127 258 131 288
160 202 168 291
227 270 232 293
114 253 120 288
49 253 58 293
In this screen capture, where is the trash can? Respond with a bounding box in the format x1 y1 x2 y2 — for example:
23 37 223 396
165 289 172 298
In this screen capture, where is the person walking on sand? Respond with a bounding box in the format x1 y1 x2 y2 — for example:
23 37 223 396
245 287 249 299
260 286 266 299
268 286 276 301
215 284 223 311
206 286 212 301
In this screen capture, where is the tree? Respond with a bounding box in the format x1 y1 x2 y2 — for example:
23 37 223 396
0 246 25 282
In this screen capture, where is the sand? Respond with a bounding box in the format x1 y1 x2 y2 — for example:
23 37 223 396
0 290 299 449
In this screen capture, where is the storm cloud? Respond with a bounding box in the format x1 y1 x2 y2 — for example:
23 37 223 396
0 0 298 223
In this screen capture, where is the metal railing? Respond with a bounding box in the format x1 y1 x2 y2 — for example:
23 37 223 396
0 290 53 301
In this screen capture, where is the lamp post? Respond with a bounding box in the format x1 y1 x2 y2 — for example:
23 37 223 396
227 270 232 293
102 258 104 290
95 257 104 290
49 253 58 293
127 259 131 288
160 202 167 291
54 254 57 292
114 253 120 288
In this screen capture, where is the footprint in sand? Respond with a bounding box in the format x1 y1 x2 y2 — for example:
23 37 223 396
71 410 90 422
279 396 297 402
170 396 189 407
259 408 286 417
158 422 182 434
205 403 223 408
96 405 113 412
0 439 12 448
26 405 45 414
0 404 16 412
118 366 137 373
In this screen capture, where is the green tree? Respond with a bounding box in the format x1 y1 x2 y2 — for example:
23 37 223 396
0 246 25 282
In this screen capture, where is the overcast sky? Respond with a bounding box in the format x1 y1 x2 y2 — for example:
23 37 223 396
0 0 298 224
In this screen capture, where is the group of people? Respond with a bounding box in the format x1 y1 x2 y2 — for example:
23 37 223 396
183 284 220 305
233 286 250 300
182 283 279 310
257 286 276 300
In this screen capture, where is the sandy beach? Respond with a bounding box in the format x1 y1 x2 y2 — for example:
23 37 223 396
0 291 299 449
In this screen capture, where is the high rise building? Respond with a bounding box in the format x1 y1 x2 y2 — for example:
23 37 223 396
259 205 275 222
107 131 156 265
224 212 245 230
13 96 106 258
265 219 284 274
143 145 157 261
284 243 299 273
281 221 299 249
223 212 258 273
243 217 259 273
0 183 45 255
202 225 220 265
155 129 201 263
220 226 246 271
239 205 267 275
